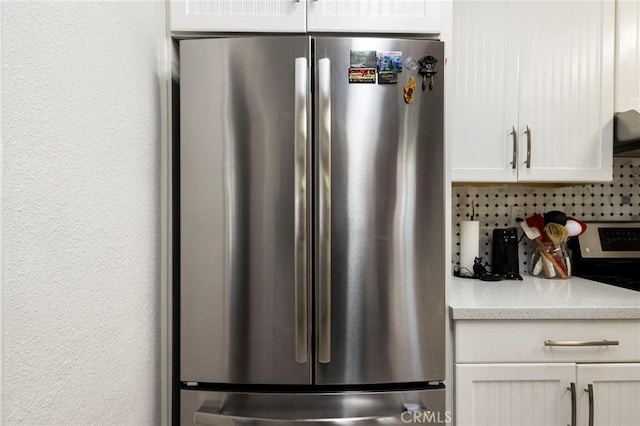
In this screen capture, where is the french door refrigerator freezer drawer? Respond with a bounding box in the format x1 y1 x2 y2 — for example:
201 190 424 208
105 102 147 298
180 389 446 425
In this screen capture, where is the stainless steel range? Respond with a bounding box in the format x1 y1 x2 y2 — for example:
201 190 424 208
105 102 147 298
569 222 640 291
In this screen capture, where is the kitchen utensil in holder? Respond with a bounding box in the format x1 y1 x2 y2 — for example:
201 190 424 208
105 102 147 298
528 241 571 279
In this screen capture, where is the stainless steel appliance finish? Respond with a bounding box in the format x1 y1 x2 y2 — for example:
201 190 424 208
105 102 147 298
574 221 640 259
570 221 640 291
180 37 311 384
313 37 445 384
179 35 445 423
180 389 446 425
613 110 640 157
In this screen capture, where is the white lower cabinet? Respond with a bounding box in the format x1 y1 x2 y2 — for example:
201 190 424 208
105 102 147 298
453 320 640 426
456 363 574 426
456 363 640 426
576 364 640 426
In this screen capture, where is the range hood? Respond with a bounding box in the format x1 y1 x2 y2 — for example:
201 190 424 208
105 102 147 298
614 109 640 157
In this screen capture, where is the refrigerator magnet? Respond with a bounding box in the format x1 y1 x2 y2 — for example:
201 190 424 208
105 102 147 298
350 50 377 68
378 72 398 84
404 76 416 103
418 55 439 91
348 68 376 84
377 51 403 73
404 56 418 72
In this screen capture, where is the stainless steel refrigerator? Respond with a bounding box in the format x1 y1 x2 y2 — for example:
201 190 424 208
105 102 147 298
178 36 445 425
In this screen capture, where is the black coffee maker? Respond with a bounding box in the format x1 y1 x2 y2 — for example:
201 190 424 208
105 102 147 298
492 227 523 280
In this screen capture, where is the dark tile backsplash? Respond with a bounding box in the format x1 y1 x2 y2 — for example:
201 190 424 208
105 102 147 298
452 158 640 274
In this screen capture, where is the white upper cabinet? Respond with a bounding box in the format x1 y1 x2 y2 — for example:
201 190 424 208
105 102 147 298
170 0 307 32
307 0 441 33
615 0 640 112
449 1 518 182
516 1 613 182
451 0 614 183
170 0 442 34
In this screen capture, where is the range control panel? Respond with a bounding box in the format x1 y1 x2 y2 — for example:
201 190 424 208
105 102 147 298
599 228 640 251
578 222 640 259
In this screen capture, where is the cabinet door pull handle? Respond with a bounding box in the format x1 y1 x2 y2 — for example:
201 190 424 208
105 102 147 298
524 125 532 168
545 339 619 347
585 384 594 426
510 126 517 169
567 382 576 426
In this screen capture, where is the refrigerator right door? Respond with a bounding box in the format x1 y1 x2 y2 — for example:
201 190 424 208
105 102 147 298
314 37 445 385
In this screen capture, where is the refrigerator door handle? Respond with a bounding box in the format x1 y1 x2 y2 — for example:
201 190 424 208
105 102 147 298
194 411 407 424
318 57 331 364
294 57 308 364
194 409 424 424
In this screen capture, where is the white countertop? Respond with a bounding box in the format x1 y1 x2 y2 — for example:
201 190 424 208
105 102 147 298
449 276 640 320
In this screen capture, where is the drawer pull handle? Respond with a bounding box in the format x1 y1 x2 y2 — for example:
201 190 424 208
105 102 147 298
545 339 619 347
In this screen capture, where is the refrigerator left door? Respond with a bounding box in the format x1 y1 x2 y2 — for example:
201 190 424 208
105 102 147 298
179 36 311 385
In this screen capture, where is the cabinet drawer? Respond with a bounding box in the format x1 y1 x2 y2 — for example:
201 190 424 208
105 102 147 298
455 320 640 363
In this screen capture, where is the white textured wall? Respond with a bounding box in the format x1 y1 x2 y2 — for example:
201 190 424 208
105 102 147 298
2 1 164 424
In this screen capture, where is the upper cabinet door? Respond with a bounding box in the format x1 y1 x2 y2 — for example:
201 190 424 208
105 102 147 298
450 1 518 182
170 0 441 33
450 0 614 183
516 1 614 182
307 0 441 33
615 0 640 112
170 0 307 33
